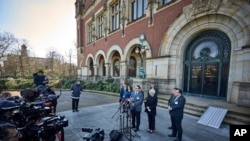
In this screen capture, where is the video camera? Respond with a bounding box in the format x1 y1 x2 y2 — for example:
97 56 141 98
82 128 104 141
0 88 68 141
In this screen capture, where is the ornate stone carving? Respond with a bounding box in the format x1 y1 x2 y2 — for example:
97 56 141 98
183 0 221 21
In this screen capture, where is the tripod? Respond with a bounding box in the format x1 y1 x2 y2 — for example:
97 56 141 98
121 104 140 141
111 104 124 132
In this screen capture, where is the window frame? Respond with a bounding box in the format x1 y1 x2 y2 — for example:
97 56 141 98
110 1 121 32
96 12 105 39
86 20 95 44
130 0 147 21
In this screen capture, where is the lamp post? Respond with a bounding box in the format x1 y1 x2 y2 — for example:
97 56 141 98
135 34 148 78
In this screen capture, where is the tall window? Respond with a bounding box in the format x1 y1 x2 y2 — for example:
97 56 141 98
159 0 174 7
87 22 94 44
163 0 169 5
110 2 120 31
131 0 147 21
113 59 120 76
97 14 104 39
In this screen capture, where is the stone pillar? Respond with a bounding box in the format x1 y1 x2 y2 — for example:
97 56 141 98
120 61 127 80
238 82 250 108
94 65 97 81
105 63 110 77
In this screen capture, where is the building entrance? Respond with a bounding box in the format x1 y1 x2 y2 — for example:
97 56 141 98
183 31 231 98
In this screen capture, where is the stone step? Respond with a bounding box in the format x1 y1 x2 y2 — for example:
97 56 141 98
225 112 250 124
157 96 250 125
223 118 248 125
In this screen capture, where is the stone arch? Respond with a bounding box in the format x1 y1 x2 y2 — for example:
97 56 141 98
106 45 123 63
160 2 250 100
85 53 95 76
94 50 107 76
95 50 107 64
124 37 152 60
85 53 95 65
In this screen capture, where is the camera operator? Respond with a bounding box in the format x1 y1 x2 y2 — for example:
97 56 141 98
33 70 49 87
0 95 17 124
46 85 61 113
20 88 40 103
0 123 21 141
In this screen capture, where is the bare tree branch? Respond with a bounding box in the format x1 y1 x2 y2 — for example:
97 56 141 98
0 32 18 58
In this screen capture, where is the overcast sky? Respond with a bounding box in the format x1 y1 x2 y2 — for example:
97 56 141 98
0 0 77 63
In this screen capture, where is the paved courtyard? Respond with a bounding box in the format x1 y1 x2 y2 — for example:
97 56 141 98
55 90 229 141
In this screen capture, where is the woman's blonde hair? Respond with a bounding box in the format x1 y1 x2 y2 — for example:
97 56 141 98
149 89 155 95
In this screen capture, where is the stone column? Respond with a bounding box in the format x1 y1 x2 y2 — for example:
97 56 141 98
105 63 110 77
94 65 97 81
120 61 127 80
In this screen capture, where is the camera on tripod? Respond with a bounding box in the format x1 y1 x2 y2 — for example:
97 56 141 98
82 127 104 141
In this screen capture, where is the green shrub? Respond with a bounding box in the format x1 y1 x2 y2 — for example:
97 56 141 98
0 80 8 91
50 79 63 88
105 76 114 83
83 81 96 90
61 79 77 89
5 80 18 89
109 83 119 93
17 79 33 89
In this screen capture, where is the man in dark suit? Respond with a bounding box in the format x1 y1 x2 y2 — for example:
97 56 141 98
168 88 178 130
168 88 186 141
128 85 144 132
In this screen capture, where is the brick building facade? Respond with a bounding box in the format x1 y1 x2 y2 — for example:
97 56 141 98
75 0 250 107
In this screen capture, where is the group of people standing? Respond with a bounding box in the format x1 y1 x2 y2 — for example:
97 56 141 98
119 81 158 133
119 80 186 141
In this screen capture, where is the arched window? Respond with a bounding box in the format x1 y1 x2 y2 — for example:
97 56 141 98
129 56 136 77
113 59 120 77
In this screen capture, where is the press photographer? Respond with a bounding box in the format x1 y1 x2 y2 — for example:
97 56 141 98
0 88 68 141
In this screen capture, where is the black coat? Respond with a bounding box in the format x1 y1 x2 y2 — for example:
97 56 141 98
144 95 158 116
70 83 83 98
34 75 46 86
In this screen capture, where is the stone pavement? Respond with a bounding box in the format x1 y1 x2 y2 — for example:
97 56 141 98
56 91 230 141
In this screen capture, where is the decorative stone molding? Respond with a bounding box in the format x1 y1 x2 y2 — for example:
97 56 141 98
183 0 221 21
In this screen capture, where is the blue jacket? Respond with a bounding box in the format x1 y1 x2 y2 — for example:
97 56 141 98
119 87 126 102
70 83 83 99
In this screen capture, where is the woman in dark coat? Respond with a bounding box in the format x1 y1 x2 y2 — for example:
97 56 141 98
145 88 158 133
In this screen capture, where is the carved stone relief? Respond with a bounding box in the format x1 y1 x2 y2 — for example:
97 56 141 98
183 0 221 21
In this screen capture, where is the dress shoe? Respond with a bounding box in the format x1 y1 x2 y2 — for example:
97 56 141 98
168 126 173 129
133 128 139 132
168 134 176 137
76 110 79 112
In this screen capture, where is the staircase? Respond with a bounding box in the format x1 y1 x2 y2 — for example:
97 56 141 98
157 94 250 125
88 90 250 125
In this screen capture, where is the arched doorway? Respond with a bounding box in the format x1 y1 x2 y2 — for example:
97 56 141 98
183 31 231 98
128 56 137 77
